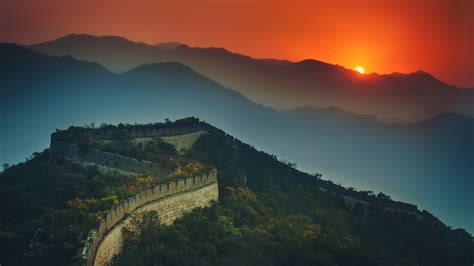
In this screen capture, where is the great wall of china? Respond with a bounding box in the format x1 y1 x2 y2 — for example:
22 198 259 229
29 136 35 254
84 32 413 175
84 171 218 266
51 141 165 177
51 119 220 266
50 118 434 265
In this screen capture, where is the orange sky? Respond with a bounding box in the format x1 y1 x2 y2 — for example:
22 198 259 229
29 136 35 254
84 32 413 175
1 0 473 87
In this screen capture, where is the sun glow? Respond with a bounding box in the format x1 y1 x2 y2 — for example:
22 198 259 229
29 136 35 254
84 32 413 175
354 66 365 74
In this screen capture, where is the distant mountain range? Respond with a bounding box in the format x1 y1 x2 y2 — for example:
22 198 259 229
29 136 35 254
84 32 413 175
1 43 472 233
29 34 474 121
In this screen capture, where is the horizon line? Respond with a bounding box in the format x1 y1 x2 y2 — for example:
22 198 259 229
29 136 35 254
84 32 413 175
17 32 473 88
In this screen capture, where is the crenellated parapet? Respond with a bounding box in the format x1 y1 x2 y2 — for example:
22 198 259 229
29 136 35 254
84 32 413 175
48 119 222 266
51 117 248 152
51 117 214 143
84 169 218 266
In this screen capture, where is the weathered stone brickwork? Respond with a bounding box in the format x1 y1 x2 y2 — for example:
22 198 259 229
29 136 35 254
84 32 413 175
93 182 218 266
51 119 246 156
51 119 211 143
86 170 218 266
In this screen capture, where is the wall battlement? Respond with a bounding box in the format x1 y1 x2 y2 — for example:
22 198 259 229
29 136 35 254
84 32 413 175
51 118 213 143
50 118 246 153
48 119 221 266
85 169 218 266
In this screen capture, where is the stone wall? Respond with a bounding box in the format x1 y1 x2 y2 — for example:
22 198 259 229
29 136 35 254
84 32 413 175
316 179 419 212
50 125 221 266
51 141 164 177
50 118 247 155
85 169 218 266
82 123 204 140
51 118 213 143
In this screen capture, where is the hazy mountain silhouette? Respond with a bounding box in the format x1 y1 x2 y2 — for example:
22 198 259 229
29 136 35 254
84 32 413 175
29 34 474 121
1 44 472 233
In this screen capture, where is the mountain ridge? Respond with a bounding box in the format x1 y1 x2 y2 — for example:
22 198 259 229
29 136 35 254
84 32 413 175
1 43 472 233
28 34 474 121
30 34 460 86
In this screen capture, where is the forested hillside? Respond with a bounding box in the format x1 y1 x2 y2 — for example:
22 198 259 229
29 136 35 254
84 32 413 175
0 120 472 266
114 129 473 265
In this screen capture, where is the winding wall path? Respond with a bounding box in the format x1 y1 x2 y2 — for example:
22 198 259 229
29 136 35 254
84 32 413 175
84 171 218 266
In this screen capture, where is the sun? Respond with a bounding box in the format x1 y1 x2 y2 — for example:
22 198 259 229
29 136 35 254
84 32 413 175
354 66 365 74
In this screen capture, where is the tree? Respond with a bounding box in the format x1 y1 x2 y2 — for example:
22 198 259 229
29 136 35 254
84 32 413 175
376 192 391 201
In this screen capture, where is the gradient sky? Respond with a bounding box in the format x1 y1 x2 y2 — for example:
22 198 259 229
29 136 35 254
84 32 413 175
1 0 473 87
